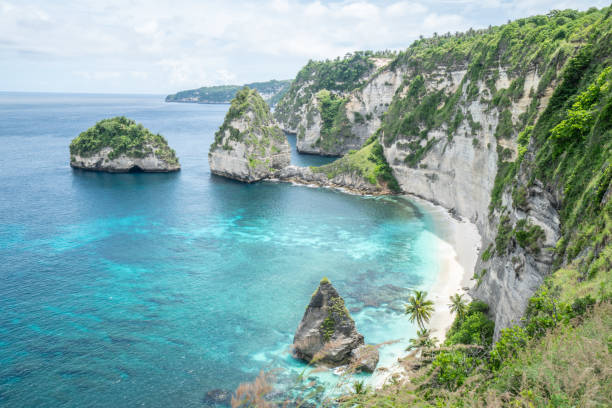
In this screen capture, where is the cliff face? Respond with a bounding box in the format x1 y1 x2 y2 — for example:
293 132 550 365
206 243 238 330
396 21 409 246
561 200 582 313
274 52 396 155
208 87 291 182
380 65 561 337
283 8 611 339
71 146 180 173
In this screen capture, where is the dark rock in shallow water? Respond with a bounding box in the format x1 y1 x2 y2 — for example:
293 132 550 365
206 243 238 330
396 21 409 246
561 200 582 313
292 278 378 370
203 388 232 406
350 344 380 373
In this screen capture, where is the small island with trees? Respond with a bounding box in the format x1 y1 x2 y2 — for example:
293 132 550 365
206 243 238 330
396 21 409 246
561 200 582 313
69 116 180 173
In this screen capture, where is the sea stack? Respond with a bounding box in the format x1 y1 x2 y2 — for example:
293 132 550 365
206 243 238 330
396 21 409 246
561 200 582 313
208 87 290 182
69 116 180 173
292 278 379 372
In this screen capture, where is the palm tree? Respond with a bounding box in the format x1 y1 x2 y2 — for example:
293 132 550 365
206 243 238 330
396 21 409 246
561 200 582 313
405 290 435 330
448 293 468 319
406 328 438 351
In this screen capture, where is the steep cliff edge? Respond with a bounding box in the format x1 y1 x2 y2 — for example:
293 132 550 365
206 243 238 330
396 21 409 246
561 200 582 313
69 116 180 173
375 8 610 338
208 87 291 182
274 51 398 155
332 6 612 405
286 7 612 340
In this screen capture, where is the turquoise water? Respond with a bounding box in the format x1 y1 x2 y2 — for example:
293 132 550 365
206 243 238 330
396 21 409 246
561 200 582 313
0 93 439 407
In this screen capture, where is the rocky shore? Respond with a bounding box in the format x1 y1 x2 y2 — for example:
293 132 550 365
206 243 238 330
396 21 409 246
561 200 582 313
271 165 389 195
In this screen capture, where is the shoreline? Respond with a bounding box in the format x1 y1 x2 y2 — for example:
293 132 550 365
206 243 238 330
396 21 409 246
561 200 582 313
370 195 481 388
417 197 481 340
266 177 389 196
262 175 482 391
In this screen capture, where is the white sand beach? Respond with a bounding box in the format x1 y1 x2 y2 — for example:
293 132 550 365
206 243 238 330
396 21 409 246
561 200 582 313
370 196 481 388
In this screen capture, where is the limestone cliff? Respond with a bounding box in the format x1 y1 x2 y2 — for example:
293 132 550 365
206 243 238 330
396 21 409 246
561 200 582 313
274 52 396 156
286 8 612 340
380 65 561 337
208 87 290 182
69 116 180 173
293 278 378 371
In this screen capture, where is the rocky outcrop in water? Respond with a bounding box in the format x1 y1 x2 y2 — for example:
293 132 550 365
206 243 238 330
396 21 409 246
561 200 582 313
293 278 378 371
276 165 384 195
208 87 290 182
69 116 180 173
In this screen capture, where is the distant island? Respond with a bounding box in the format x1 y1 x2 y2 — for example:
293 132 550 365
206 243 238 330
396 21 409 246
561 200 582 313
70 116 180 173
165 79 291 106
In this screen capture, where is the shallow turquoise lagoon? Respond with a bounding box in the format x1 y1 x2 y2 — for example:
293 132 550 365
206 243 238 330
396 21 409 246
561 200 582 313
0 93 440 407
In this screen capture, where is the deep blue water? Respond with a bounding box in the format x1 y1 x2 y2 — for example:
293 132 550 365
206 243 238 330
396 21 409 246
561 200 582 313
0 93 439 407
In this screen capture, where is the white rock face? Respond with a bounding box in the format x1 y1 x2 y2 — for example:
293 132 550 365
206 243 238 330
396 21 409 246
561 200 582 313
382 67 561 338
277 58 401 156
70 146 180 172
208 104 291 182
296 96 324 155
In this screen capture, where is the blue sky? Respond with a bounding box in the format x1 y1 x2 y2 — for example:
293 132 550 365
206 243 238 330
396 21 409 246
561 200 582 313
0 0 607 94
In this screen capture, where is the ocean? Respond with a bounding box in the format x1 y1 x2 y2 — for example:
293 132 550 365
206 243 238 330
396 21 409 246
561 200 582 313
0 92 440 407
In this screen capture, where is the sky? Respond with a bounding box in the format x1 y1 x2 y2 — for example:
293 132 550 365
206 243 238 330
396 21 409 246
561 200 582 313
0 0 608 94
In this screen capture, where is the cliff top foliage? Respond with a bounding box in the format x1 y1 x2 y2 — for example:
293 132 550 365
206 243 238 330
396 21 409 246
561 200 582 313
210 87 285 151
339 5 612 407
382 6 605 150
274 51 391 130
69 116 178 164
165 79 290 106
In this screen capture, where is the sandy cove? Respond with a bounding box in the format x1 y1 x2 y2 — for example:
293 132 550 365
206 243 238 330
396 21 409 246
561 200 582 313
370 195 481 389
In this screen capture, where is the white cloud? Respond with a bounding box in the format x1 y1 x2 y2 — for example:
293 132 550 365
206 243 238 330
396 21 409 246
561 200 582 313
385 2 428 17
0 0 609 93
75 71 121 80
339 2 380 19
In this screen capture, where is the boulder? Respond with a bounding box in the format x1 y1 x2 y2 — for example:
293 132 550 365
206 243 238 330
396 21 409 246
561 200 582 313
203 388 231 406
292 278 377 370
350 344 379 373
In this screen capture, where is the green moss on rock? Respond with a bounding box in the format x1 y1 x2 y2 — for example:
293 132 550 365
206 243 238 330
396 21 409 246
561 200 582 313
69 116 179 165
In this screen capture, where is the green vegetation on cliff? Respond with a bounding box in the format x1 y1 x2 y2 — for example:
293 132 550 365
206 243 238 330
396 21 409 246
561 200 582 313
310 133 400 192
313 89 354 154
165 79 290 105
274 51 387 131
210 87 286 172
340 6 612 407
69 116 178 164
381 7 604 173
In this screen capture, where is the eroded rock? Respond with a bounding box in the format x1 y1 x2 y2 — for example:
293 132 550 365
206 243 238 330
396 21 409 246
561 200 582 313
292 278 378 370
208 87 290 182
